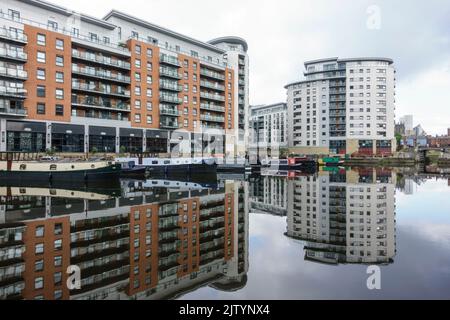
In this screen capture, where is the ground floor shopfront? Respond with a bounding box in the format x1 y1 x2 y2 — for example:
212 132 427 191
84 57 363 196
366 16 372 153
0 119 229 156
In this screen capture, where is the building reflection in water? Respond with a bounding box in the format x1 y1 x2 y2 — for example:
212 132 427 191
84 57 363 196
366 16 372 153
0 179 249 300
251 168 397 265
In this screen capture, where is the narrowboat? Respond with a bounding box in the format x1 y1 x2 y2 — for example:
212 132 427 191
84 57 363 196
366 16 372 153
0 153 120 181
119 161 150 178
115 157 217 175
260 157 317 170
318 157 345 166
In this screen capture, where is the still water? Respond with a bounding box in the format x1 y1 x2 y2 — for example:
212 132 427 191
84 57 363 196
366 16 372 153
1 167 449 300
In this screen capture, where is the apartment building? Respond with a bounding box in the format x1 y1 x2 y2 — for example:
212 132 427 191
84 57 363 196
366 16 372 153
0 0 248 156
0 180 248 300
286 57 396 156
249 175 288 216
286 168 396 265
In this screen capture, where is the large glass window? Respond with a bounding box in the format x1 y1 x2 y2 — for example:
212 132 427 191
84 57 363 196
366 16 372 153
51 133 84 153
146 138 167 154
89 135 115 153
120 136 142 153
7 131 45 152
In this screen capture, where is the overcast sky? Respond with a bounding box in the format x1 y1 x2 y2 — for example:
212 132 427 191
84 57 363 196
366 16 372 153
54 0 450 135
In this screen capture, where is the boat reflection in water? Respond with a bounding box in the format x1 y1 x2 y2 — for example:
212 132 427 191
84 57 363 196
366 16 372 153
0 177 249 300
250 167 397 265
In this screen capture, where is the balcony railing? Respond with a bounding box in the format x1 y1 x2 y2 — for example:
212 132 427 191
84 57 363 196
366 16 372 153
200 103 225 113
72 49 131 70
72 95 131 112
159 105 180 116
72 65 131 84
200 92 225 102
159 67 182 79
0 47 27 61
0 27 27 43
160 119 179 129
73 114 129 122
200 81 225 91
159 93 182 104
238 79 245 85
200 69 225 81
159 54 181 67
159 80 182 92
200 114 225 123
0 67 27 80
0 86 27 97
0 107 27 116
72 82 130 98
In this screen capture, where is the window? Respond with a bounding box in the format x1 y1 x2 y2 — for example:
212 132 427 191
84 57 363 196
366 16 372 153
135 100 141 109
35 277 44 290
146 102 152 111
147 62 152 71
37 103 45 115
72 28 79 37
135 59 141 68
146 89 152 97
54 256 62 267
135 86 141 96
8 9 20 21
35 260 44 272
54 223 63 235
89 33 98 42
37 85 46 98
146 75 152 84
132 31 139 39
37 69 45 80
54 272 62 285
135 45 141 54
56 72 64 83
35 243 44 254
103 37 110 44
147 48 153 57
55 105 64 116
56 39 64 50
48 20 58 30
55 89 64 100
146 115 152 124
37 51 46 63
54 290 63 300
54 239 62 251
56 55 64 67
135 72 141 82
37 34 46 46
135 114 141 123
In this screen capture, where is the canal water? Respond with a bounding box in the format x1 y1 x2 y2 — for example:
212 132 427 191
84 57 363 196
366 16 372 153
1 167 449 300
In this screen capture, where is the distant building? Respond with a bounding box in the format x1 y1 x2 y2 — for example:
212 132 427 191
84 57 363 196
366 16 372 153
395 123 405 136
413 125 426 137
428 135 450 148
399 115 413 136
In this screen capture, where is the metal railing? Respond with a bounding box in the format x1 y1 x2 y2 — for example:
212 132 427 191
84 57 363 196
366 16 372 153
72 65 130 83
72 49 130 70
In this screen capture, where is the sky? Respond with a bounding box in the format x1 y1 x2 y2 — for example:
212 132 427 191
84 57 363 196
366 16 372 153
52 0 450 135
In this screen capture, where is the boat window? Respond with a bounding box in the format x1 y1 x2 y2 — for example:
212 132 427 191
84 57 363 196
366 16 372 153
91 165 95 169
71 165 75 169
50 164 57 171
19 188 26 193
20 164 26 170
164 160 170 165
152 181 158 185
50 189 57 195
152 161 158 165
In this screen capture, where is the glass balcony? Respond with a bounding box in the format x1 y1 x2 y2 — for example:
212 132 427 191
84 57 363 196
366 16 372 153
72 49 131 70
72 82 130 98
159 67 182 79
160 118 179 129
200 103 225 113
74 113 129 122
159 93 182 104
200 69 225 81
0 106 27 116
0 67 27 80
72 95 131 112
238 59 245 65
159 80 182 92
200 92 225 102
0 86 27 98
159 54 181 67
200 114 225 123
0 27 27 43
238 79 245 85
0 47 27 61
72 65 131 84
200 81 225 91
159 104 180 116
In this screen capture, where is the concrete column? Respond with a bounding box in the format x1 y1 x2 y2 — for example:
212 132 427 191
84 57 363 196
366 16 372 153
46 122 52 151
0 118 7 152
142 130 147 153
84 125 89 153
115 127 120 154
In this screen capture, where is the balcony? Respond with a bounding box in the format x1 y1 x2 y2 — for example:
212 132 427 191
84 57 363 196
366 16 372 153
0 67 27 80
72 49 131 70
200 92 225 102
72 95 131 112
159 80 182 92
200 103 225 113
200 81 225 91
72 83 130 98
159 67 182 79
73 114 129 122
0 106 27 116
72 65 131 84
159 93 182 104
0 27 27 44
159 105 180 116
0 48 27 62
239 58 245 65
200 69 225 81
160 54 181 67
0 86 27 98
238 79 245 85
160 118 179 129
200 114 225 123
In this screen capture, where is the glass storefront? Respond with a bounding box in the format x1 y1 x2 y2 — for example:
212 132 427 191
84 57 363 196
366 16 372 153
89 126 116 153
146 130 168 154
51 124 85 153
6 121 46 152
120 128 143 153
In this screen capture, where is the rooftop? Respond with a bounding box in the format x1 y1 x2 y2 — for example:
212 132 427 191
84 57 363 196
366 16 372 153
208 36 249 52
